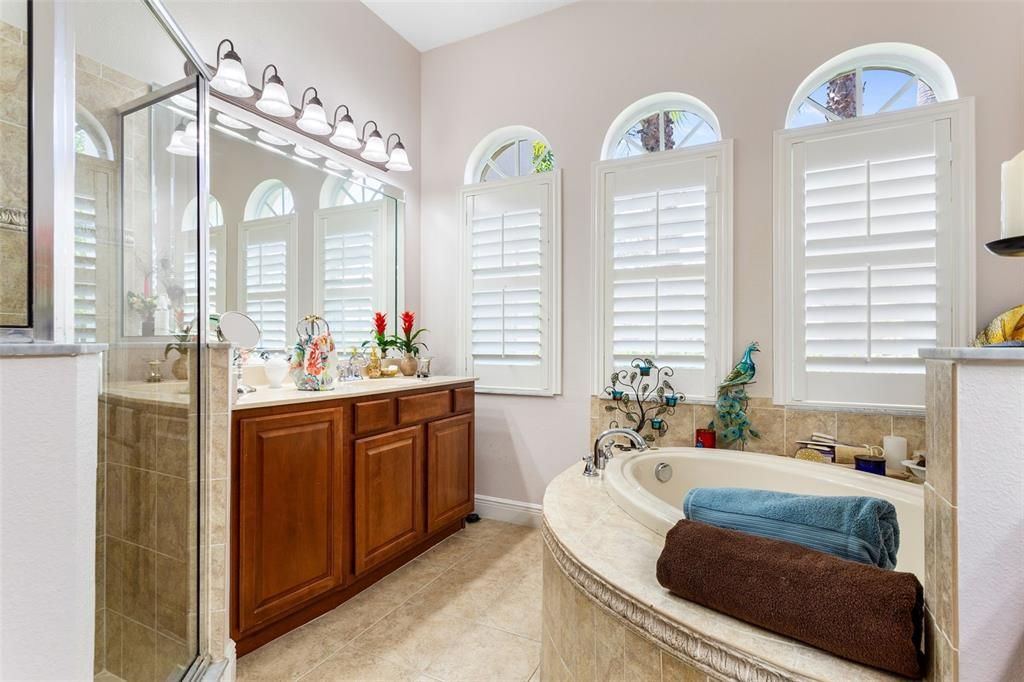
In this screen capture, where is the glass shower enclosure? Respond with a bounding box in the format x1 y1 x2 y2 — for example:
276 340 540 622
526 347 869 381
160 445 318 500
74 1 212 679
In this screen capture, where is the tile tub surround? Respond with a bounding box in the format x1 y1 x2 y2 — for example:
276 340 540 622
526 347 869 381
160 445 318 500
920 350 1024 681
590 396 926 457
542 464 914 681
235 519 542 681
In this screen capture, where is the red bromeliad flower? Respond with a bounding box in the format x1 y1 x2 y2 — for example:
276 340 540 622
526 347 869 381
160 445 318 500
401 311 415 337
373 312 387 336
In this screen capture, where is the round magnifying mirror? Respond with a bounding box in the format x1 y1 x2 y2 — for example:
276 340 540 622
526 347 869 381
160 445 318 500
217 311 261 350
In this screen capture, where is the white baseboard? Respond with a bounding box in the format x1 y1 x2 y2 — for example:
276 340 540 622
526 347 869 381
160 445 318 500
473 494 543 528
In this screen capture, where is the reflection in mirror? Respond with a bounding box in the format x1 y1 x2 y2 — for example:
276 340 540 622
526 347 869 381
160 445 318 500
203 96 404 354
0 0 30 328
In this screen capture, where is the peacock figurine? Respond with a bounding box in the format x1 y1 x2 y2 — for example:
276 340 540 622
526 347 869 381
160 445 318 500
710 342 761 448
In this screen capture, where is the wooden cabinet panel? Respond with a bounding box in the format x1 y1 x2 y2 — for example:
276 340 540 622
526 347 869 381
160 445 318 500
397 390 451 425
236 408 347 632
453 387 475 413
354 426 425 574
354 398 395 434
426 414 474 532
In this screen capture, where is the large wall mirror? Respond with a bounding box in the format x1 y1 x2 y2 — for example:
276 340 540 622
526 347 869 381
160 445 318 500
0 0 30 329
123 93 405 352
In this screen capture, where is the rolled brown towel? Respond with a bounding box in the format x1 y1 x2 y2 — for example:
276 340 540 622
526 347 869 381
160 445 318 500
657 520 924 678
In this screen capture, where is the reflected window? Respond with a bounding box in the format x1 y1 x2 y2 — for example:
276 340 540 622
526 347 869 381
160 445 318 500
181 196 225 320
245 179 295 220
320 172 384 208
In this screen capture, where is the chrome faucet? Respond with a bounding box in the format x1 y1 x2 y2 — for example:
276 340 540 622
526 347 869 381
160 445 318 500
583 428 649 477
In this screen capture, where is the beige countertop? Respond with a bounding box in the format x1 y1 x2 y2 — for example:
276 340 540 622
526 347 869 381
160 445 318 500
232 375 477 411
542 460 903 682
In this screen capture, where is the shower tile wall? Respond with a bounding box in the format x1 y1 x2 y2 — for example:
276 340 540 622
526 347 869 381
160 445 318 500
0 21 29 326
99 384 196 680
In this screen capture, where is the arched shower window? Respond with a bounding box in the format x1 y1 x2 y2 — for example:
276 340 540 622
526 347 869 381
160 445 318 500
601 93 721 160
244 179 295 220
785 42 958 128
465 125 555 184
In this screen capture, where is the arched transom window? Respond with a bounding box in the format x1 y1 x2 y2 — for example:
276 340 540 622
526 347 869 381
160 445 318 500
320 172 385 208
466 126 555 184
245 179 295 220
786 43 958 128
602 93 721 160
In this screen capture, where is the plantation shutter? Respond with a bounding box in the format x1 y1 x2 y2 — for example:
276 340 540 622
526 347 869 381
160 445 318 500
183 228 223 323
73 161 114 343
240 219 292 349
788 116 952 407
597 145 729 401
316 202 386 350
462 172 561 395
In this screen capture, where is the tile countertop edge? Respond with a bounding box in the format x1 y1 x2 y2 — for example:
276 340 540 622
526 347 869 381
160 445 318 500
0 342 108 357
920 347 1024 361
231 375 479 410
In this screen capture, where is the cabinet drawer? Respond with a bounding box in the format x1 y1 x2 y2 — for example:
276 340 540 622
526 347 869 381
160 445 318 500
354 398 395 434
453 387 474 413
397 390 451 425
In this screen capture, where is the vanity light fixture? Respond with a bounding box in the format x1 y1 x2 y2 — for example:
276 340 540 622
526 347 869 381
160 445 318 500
166 122 197 156
296 87 331 135
293 145 320 159
256 64 293 117
360 121 389 163
256 130 289 146
328 105 361 149
216 112 251 130
385 133 412 172
210 39 254 98
324 159 347 171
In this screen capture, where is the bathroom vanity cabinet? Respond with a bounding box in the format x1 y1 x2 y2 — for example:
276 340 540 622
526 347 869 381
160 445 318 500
230 379 475 654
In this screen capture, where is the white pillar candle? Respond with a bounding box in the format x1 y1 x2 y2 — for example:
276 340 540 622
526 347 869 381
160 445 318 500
883 435 908 471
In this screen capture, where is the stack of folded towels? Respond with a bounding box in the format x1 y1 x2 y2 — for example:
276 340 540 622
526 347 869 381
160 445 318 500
657 488 923 678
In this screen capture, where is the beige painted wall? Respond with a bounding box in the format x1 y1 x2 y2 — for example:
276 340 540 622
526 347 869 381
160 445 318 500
419 1 1024 504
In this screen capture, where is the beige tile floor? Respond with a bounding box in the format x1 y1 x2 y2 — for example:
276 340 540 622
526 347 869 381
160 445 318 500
237 519 543 682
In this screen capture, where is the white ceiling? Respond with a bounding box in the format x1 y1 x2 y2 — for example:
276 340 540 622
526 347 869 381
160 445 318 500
361 0 577 52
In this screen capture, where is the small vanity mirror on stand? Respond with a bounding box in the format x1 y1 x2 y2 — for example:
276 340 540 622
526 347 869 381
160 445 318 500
217 311 262 394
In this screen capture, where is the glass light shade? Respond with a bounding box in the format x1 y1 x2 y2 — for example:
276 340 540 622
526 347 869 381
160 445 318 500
216 113 251 130
256 79 293 117
325 159 347 171
386 143 412 172
210 55 253 97
361 131 388 163
166 129 197 157
256 130 289 146
329 116 360 150
297 98 331 135
182 120 198 146
293 145 320 159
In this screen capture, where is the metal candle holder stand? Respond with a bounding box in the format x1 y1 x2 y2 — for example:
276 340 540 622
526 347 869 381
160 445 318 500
603 358 684 442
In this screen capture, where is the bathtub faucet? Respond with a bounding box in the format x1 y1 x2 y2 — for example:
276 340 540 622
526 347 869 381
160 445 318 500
583 428 649 477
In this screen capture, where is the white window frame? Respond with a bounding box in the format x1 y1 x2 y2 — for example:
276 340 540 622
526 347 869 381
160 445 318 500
237 215 299 351
464 125 554 185
774 98 975 411
312 201 393 349
592 141 734 401
457 169 563 396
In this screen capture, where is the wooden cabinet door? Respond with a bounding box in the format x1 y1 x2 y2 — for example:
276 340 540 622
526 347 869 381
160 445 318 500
353 426 425 575
237 408 347 633
426 414 474 532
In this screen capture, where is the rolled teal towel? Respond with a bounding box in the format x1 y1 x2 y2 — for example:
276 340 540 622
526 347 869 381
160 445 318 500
682 488 900 569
